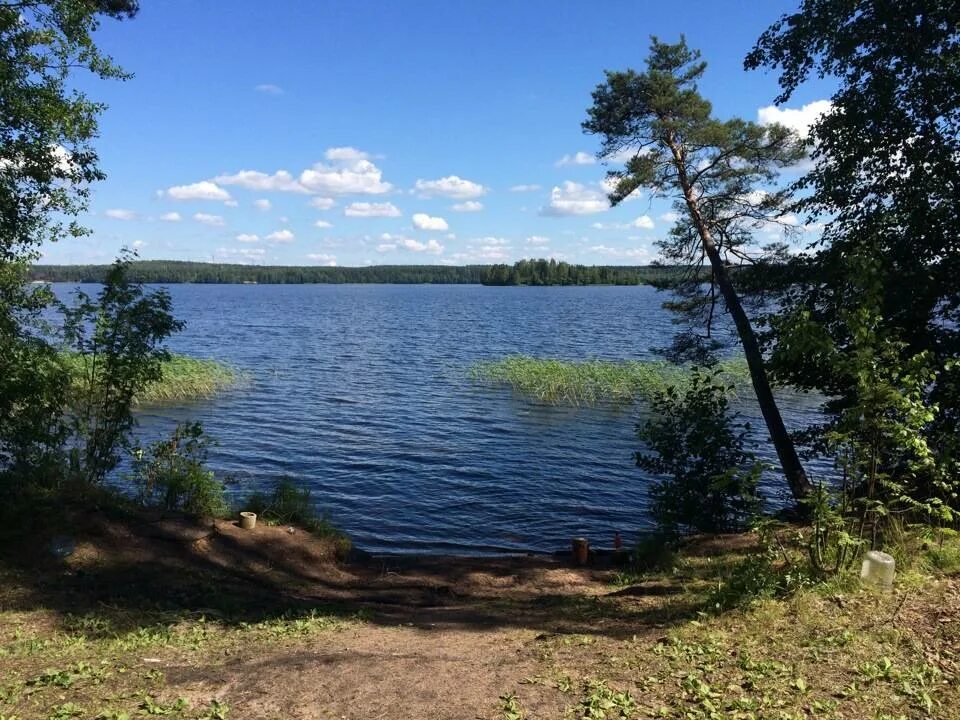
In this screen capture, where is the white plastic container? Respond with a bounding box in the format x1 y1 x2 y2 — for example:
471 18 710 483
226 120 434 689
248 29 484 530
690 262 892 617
860 550 895 588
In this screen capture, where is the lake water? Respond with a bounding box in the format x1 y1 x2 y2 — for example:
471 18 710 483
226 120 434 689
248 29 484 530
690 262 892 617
58 283 829 554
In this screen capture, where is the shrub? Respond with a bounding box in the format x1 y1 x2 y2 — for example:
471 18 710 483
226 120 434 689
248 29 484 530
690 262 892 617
132 421 227 517
636 368 762 536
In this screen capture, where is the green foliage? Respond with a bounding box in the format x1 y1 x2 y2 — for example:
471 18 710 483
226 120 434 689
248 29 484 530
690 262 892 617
1 0 137 480
481 258 672 286
571 680 635 720
635 369 762 535
61 253 183 484
583 37 813 502
469 355 748 407
32 261 490 284
60 353 239 405
497 692 525 720
132 422 227 517
748 1 960 524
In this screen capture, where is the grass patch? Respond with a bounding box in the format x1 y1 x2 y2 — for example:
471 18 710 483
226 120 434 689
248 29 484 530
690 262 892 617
469 355 749 406
61 352 241 404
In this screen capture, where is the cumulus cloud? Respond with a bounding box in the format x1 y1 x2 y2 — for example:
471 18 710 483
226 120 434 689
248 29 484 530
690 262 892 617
163 180 232 202
324 147 369 161
412 213 449 231
451 200 483 212
344 202 401 217
314 220 333 228
539 182 609 216
254 84 283 95
306 253 337 266
592 215 655 230
526 236 550 246
555 151 595 167
254 198 271 211
309 197 336 210
414 175 487 199
757 100 831 138
380 233 443 254
159 212 181 222
194 212 225 226
600 176 642 201
216 247 266 262
105 208 137 220
235 233 260 243
266 229 295 243
510 184 541 192
214 170 305 194
589 244 655 262
660 211 680 223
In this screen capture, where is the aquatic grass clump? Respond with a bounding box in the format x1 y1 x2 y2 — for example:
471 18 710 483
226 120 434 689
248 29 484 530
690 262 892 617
469 355 749 406
62 352 241 404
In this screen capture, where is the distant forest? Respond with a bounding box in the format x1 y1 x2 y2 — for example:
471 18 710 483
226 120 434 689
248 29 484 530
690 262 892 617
30 259 674 286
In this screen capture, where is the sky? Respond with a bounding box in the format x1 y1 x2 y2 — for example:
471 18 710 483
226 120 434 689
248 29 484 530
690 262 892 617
42 0 834 268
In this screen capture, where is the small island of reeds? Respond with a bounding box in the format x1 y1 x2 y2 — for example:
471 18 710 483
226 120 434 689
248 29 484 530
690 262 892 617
62 352 241 404
469 355 749 406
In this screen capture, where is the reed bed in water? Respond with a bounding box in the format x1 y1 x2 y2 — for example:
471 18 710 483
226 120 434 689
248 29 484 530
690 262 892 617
469 355 749 406
62 353 241 404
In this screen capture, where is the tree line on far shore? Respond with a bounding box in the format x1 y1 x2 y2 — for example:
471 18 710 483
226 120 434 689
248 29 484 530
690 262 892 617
29 259 676 286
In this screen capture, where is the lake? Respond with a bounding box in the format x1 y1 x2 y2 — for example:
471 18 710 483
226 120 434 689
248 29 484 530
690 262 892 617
59 283 829 554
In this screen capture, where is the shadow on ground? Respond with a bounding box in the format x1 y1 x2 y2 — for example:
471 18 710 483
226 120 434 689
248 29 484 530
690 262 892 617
0 495 755 641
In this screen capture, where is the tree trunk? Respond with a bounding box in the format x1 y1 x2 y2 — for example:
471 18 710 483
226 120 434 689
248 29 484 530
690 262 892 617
669 143 814 502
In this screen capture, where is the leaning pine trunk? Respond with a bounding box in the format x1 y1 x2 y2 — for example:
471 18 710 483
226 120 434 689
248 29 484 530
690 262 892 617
670 143 814 502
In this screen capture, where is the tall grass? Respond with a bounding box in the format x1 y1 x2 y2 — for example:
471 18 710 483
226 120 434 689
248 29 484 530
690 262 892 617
469 355 749 406
62 352 241 404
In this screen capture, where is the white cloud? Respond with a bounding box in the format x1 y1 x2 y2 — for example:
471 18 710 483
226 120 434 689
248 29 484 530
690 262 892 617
757 99 831 138
214 170 306 194
451 200 483 212
344 202 401 218
300 156 392 195
309 197 336 210
380 232 443 254
314 220 333 228
414 175 487 199
324 147 369 161
539 181 609 216
510 184 541 192
131 239 146 249
659 211 680 223
159 212 181 222
592 215 655 230
254 84 283 95
216 247 266 262
194 212 225 226
589 245 655 262
600 176 642 201
306 253 337 266
254 198 271 211
224 199 239 207
266 229 295 243
412 213 449 231
105 208 137 220
163 180 232 202
555 151 595 167
526 236 550 246
235 233 260 243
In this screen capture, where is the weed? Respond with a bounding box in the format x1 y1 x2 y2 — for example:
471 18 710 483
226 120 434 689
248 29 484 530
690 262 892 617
498 691 524 720
571 679 635 719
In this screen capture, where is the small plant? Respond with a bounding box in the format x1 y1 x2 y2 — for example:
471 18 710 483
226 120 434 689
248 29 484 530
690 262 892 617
571 679 635 719
138 696 187 716
636 368 762 536
198 699 229 720
132 422 227 517
498 691 524 720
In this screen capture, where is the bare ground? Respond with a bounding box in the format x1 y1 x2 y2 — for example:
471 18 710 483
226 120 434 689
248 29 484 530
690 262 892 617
1 507 957 719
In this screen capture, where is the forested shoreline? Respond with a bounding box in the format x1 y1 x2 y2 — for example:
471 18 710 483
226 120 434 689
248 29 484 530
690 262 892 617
30 259 674 285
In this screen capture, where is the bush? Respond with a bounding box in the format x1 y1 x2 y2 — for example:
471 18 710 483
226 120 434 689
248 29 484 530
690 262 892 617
636 368 762 536
132 422 227 517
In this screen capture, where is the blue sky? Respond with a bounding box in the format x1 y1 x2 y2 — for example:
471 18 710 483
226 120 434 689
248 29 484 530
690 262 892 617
44 0 833 267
